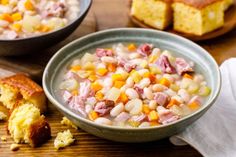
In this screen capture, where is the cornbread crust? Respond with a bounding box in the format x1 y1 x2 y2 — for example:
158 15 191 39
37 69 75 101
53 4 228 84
28 116 51 147
0 74 46 113
174 0 223 9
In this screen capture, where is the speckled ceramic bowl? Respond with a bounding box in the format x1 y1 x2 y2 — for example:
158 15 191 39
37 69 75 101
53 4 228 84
43 28 221 142
0 0 92 56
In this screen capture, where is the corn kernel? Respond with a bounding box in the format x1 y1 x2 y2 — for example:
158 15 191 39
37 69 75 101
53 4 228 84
170 84 180 92
127 43 137 52
1 0 9 5
148 111 159 121
82 62 95 70
150 121 160 126
24 0 35 11
70 65 81 72
11 13 22 21
91 82 103 92
142 104 150 114
114 81 125 89
95 91 104 101
112 74 124 82
88 111 99 120
117 92 129 103
140 60 148 68
1 13 13 23
107 63 116 72
88 75 97 82
11 23 22 32
159 77 171 87
166 99 180 109
131 71 142 83
188 101 200 111
71 90 79 96
148 54 158 63
149 66 162 75
183 73 193 80
128 120 140 127
97 68 108 76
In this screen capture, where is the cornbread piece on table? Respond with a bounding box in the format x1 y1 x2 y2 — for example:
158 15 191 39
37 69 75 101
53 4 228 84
173 0 224 36
10 143 20 151
0 74 47 113
61 117 78 129
54 130 75 150
224 0 233 10
0 111 7 120
131 0 172 30
8 103 51 147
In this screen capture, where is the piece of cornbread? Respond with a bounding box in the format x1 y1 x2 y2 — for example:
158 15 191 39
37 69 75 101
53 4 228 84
0 74 46 113
8 103 51 147
173 0 224 36
131 0 172 30
224 0 233 10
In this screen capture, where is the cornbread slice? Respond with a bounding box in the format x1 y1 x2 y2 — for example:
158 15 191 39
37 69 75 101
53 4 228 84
131 0 172 30
54 130 75 150
224 0 233 10
0 74 46 113
173 0 224 36
8 103 51 147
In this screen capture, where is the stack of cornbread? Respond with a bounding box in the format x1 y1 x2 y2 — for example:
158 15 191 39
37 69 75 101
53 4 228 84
131 0 234 35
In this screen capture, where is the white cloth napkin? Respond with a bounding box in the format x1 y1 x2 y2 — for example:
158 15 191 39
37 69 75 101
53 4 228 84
170 58 236 157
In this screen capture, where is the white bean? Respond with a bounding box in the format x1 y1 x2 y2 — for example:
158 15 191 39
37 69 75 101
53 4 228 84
103 77 113 88
126 77 134 88
125 99 143 115
101 56 117 63
110 103 124 117
85 105 93 114
164 89 177 97
143 87 154 100
137 69 149 75
120 85 128 92
178 89 190 103
149 100 157 110
194 74 204 83
0 20 9 27
94 117 112 125
139 122 150 128
152 84 166 92
129 53 141 59
125 88 139 99
138 78 150 88
171 95 184 104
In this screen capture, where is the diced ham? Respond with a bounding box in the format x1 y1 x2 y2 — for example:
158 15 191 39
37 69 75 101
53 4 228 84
129 114 147 122
157 106 179 124
96 48 113 57
94 100 115 116
157 55 176 74
175 58 194 75
63 90 73 102
137 43 153 56
65 71 79 80
154 92 169 106
124 62 136 72
69 96 87 117
134 86 144 96
79 81 91 98
114 112 130 122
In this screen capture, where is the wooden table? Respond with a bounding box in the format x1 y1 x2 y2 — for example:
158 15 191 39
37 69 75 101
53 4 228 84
1 0 236 156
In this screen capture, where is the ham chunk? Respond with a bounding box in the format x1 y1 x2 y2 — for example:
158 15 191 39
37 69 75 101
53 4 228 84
69 96 87 117
157 55 176 74
154 92 169 106
157 106 179 124
63 90 73 102
79 81 91 98
96 48 113 57
137 43 153 56
129 114 146 123
175 58 194 75
114 112 130 122
94 100 115 116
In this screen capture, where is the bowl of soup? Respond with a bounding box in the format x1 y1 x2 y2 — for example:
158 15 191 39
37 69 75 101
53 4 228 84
43 28 221 142
0 0 92 56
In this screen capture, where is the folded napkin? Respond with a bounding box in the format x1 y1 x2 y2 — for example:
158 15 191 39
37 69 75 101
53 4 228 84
170 58 236 157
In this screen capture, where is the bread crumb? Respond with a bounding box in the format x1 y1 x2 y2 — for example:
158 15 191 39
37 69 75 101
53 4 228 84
54 130 75 150
0 111 7 121
10 144 20 151
61 117 78 129
1 136 7 141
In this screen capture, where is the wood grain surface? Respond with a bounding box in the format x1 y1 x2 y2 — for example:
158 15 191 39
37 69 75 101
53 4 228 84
1 0 236 156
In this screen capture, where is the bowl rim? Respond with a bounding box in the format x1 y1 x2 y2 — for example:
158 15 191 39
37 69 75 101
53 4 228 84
0 0 92 42
43 28 221 131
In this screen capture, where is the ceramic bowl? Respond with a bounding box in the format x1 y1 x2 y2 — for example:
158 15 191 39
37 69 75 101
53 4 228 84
0 0 92 56
43 28 221 142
